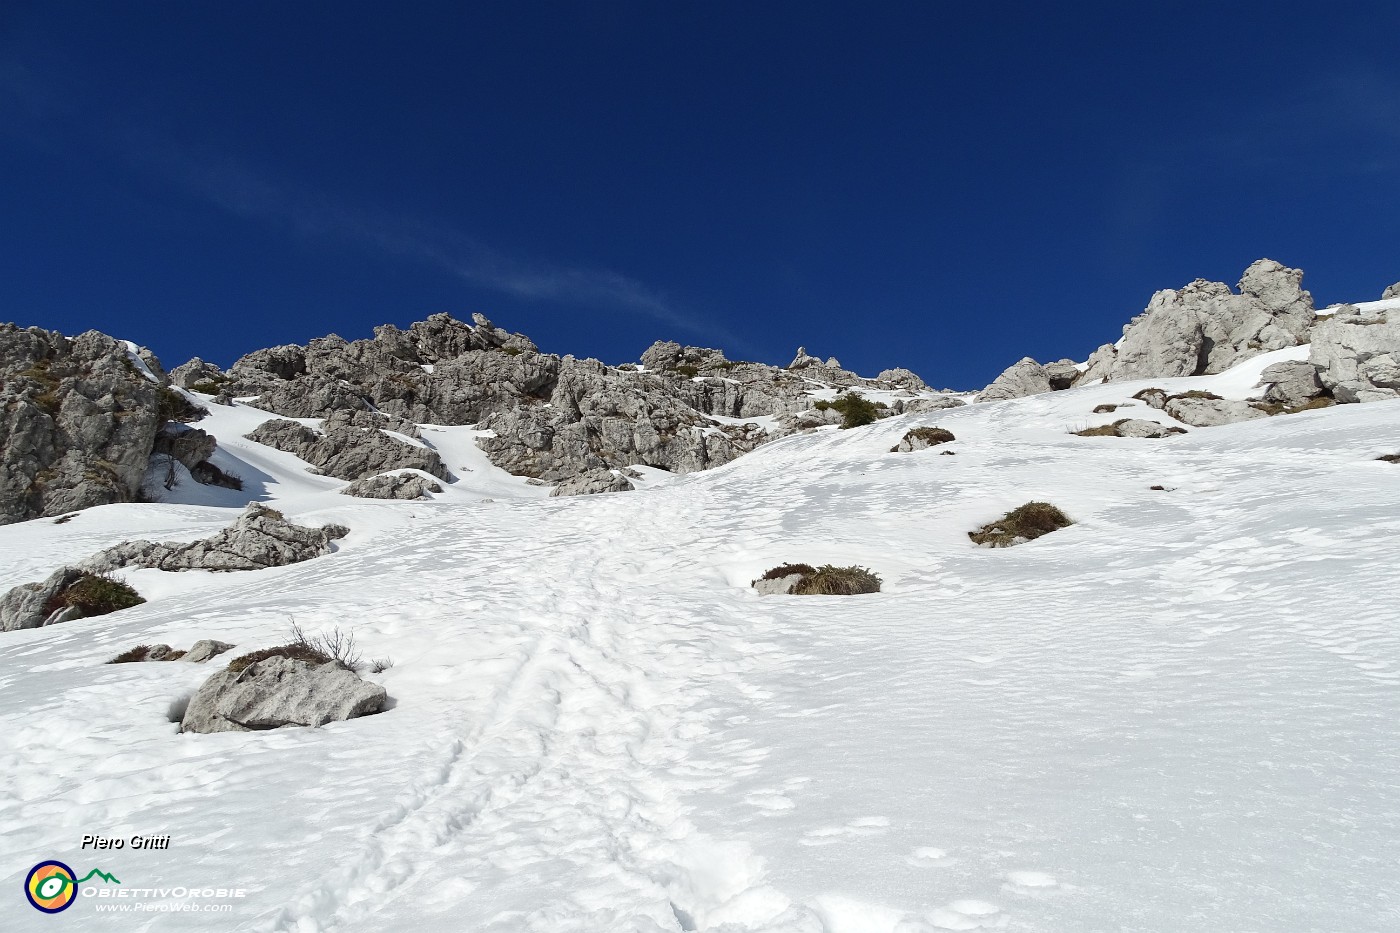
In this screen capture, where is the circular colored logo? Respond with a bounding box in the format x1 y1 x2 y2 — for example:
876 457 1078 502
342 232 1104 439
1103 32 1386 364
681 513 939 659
25 861 78 913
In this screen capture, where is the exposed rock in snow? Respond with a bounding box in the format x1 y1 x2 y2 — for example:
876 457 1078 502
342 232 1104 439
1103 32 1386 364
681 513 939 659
1163 395 1270 428
184 639 236 663
151 424 217 471
1043 360 1081 390
83 503 347 573
246 412 448 481
752 573 804 595
550 468 636 497
342 472 443 500
978 357 1051 402
1256 361 1326 408
1107 259 1314 381
1078 344 1118 385
180 656 386 733
1309 304 1400 403
0 567 86 631
0 324 165 524
1113 419 1183 439
901 396 967 413
890 426 955 452
875 368 928 390
1133 388 1169 410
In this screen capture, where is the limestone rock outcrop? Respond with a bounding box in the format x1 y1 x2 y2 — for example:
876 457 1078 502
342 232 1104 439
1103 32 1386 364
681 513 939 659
1256 361 1326 408
246 412 448 481
1106 259 1314 381
1308 305 1400 403
0 325 166 524
978 358 1050 402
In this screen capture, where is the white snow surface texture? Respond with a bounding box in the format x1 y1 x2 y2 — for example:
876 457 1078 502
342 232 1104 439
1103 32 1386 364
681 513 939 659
2 348 1398 932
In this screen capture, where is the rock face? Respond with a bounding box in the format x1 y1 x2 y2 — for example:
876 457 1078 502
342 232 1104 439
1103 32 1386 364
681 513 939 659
1105 260 1314 381
0 567 86 632
1383 282 1400 300
246 412 449 481
978 358 1051 402
180 656 386 733
1309 305 1400 403
550 468 636 497
1163 395 1270 428
83 503 347 573
1256 361 1326 407
0 324 166 524
341 472 443 500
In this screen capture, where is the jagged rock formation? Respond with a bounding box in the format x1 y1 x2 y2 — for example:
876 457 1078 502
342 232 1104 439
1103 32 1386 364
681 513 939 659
82 503 347 573
550 468 637 497
1105 259 1314 380
180 655 386 733
1383 282 1400 300
0 325 165 524
246 411 448 481
169 358 226 390
1309 304 1400 403
341 472 443 500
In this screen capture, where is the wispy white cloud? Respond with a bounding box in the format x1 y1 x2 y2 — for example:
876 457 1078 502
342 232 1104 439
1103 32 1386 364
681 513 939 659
0 53 745 348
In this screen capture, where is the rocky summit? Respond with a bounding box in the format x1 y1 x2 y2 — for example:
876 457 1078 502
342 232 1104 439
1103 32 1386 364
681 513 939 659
2 258 1398 528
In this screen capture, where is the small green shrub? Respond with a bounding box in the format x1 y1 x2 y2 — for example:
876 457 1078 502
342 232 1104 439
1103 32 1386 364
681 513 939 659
44 572 145 618
673 364 700 378
501 346 523 356
829 393 879 429
969 501 1074 548
812 399 832 411
790 564 882 595
189 380 224 394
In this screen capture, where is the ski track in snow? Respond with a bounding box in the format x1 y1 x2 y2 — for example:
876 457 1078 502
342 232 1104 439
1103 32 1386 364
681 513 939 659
2 354 1400 932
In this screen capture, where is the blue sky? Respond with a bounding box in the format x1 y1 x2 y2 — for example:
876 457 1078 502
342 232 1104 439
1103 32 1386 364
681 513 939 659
3 2 1398 388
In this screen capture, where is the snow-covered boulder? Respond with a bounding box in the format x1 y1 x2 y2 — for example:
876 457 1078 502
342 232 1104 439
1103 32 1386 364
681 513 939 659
342 472 442 500
83 503 347 573
180 656 386 733
1309 305 1400 403
550 469 636 498
1163 395 1269 428
978 358 1051 402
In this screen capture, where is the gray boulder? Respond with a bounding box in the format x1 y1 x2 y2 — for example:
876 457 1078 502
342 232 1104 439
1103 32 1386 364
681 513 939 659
1309 305 1400 403
979 358 1051 402
1133 388 1169 410
184 639 235 663
180 656 386 733
1256 361 1326 407
1114 419 1181 439
1382 282 1400 300
1163 395 1270 428
901 396 967 413
0 324 166 524
151 425 218 471
169 358 226 390
341 472 443 500
84 502 348 573
0 567 86 632
1077 344 1118 385
550 468 636 497
890 426 955 452
874 368 928 390
1044 360 1081 390
1108 259 1314 381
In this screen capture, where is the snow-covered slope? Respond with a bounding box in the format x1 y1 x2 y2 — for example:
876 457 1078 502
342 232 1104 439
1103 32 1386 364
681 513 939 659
2 357 1398 932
